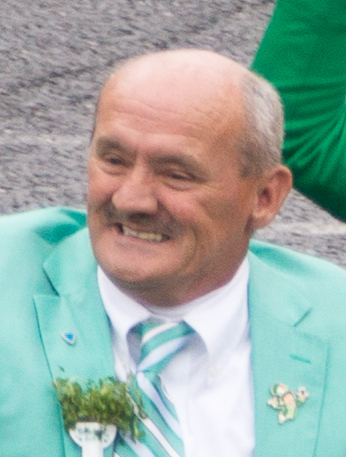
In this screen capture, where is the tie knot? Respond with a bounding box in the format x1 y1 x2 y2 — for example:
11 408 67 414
135 320 194 374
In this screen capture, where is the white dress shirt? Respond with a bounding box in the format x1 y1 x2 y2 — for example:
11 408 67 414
98 258 254 457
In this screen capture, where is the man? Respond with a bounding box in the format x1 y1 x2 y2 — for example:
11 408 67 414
253 0 346 220
1 49 346 457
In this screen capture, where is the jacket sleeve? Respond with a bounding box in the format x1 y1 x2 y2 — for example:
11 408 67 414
252 0 346 220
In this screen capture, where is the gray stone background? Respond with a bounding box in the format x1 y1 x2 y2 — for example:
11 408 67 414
1 0 346 266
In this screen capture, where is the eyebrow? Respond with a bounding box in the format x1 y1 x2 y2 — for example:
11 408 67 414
95 137 133 156
150 154 206 177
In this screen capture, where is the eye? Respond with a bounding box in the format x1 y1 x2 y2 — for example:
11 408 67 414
161 168 197 190
106 156 123 166
96 151 129 174
169 171 191 180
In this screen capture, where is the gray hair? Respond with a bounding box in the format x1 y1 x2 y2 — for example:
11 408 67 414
237 71 284 176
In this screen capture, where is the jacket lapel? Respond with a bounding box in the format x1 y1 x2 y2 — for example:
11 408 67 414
248 249 328 457
34 228 115 457
33 231 329 457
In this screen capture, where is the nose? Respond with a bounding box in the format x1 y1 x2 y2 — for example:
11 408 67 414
111 169 158 216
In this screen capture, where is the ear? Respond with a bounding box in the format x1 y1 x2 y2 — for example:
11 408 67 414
251 165 292 229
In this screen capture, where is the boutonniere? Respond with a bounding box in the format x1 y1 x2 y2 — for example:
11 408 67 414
53 377 144 457
267 383 309 424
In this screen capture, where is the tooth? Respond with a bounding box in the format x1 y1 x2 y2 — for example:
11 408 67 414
123 226 163 242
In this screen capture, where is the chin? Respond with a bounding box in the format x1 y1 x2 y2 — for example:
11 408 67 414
103 262 163 287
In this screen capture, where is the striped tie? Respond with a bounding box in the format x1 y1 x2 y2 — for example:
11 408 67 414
114 320 194 457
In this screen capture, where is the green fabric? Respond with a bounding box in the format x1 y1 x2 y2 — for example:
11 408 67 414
248 241 346 456
2 207 346 455
252 0 346 220
0 208 115 457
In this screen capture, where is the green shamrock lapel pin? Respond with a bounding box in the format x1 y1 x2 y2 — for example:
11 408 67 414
267 383 309 424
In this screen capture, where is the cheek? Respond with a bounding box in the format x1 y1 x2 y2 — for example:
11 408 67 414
195 192 256 250
196 192 239 228
160 186 231 225
159 194 228 252
209 184 258 224
159 191 205 225
88 168 118 206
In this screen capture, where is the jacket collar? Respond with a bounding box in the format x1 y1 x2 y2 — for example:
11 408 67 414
34 227 115 457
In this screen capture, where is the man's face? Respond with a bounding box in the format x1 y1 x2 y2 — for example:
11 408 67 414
88 66 264 305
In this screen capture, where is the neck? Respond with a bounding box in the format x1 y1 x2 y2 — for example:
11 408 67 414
110 260 244 308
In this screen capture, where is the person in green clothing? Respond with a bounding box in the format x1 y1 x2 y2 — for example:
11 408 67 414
252 0 346 221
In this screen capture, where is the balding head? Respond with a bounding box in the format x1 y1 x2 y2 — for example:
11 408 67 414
94 49 283 176
108 49 247 110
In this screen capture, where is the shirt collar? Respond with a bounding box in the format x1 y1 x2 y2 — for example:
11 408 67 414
98 257 250 367
182 257 250 366
97 269 151 346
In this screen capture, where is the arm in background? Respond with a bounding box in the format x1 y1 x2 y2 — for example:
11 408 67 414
252 0 346 220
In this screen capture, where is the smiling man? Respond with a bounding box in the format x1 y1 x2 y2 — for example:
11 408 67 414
2 49 346 457
87 50 290 307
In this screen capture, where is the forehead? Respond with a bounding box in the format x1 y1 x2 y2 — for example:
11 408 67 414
96 56 245 141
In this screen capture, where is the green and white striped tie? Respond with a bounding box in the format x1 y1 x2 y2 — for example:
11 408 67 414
114 319 194 457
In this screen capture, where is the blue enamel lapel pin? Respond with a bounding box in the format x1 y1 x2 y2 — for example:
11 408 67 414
61 332 76 345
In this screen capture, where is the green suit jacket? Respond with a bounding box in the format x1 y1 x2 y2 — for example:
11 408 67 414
1 207 346 456
252 0 346 220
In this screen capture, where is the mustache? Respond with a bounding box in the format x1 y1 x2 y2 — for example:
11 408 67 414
102 204 179 235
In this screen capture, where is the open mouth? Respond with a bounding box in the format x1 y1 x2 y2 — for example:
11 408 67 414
116 223 169 243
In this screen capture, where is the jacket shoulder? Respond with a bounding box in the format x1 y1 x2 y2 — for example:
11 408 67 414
250 238 346 274
249 238 346 290
249 239 346 339
0 207 88 275
0 207 87 244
